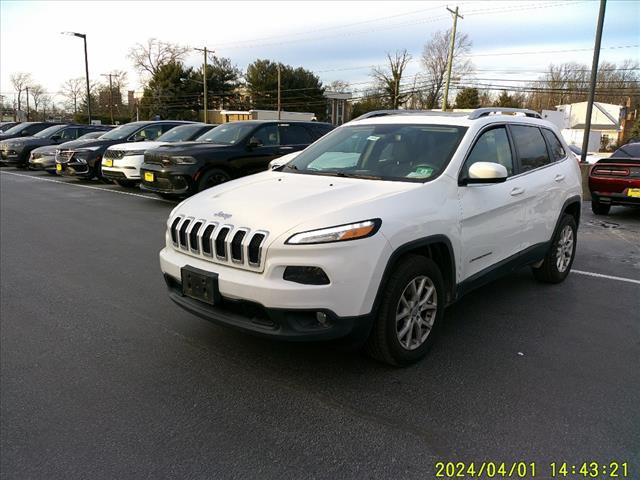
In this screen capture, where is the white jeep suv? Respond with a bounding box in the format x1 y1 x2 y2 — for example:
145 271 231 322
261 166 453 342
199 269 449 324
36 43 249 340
159 108 582 366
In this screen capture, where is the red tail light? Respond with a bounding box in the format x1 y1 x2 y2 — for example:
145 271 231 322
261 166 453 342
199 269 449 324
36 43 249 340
592 166 630 177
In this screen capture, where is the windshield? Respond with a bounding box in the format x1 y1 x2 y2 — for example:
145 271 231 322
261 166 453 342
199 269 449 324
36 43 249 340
78 131 105 140
34 125 65 138
197 123 255 144
157 124 207 142
2 123 33 135
285 123 467 182
100 122 146 140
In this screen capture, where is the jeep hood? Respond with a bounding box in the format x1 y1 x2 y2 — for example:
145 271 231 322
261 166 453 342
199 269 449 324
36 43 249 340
174 170 418 240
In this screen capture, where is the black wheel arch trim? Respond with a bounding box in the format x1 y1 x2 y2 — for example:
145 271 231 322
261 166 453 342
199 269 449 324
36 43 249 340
369 235 457 319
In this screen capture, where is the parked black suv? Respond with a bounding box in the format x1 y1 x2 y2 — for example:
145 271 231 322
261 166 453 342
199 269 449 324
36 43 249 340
29 131 111 173
140 120 334 198
0 122 62 142
0 124 112 167
56 120 191 180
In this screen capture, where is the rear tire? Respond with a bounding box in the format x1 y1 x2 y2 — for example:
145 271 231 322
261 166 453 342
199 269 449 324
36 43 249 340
591 198 611 215
197 168 231 193
115 179 139 188
532 214 577 284
365 255 444 366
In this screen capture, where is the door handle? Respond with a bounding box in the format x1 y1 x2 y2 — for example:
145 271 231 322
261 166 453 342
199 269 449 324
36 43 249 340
510 187 525 196
555 174 565 182
279 146 294 151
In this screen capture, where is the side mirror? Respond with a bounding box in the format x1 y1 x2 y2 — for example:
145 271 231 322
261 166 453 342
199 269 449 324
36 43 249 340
247 137 262 149
461 162 508 185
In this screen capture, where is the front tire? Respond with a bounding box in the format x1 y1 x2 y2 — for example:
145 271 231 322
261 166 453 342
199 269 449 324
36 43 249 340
365 255 444 366
532 214 577 283
197 168 231 193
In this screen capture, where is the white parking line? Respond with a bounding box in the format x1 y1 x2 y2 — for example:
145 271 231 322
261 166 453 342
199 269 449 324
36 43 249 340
0 170 175 204
572 269 640 285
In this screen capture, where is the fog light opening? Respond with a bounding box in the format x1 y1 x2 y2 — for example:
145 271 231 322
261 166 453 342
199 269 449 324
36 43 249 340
316 312 330 327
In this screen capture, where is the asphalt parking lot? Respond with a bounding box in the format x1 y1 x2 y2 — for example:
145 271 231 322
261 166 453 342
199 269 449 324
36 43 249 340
1 168 639 479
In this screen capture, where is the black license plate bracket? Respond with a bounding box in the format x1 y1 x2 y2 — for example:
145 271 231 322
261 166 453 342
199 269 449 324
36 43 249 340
181 266 220 305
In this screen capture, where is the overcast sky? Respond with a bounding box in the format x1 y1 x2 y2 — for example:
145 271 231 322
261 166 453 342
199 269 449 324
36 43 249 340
1 0 638 105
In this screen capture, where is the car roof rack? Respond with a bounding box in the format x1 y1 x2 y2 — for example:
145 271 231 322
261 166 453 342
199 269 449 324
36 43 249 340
467 108 541 119
351 109 468 121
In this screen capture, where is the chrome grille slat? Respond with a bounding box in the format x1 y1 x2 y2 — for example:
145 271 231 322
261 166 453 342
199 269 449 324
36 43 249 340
168 216 269 270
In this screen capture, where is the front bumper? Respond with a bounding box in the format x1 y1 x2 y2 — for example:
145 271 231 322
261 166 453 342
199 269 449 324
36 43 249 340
164 274 371 341
102 154 143 180
159 229 391 335
140 163 195 194
57 161 92 177
29 156 56 170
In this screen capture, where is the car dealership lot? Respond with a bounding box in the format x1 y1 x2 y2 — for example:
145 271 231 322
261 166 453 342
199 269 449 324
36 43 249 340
1 168 639 479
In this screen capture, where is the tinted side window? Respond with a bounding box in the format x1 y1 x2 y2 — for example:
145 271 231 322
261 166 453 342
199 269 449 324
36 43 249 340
252 125 279 146
308 124 334 140
24 124 48 135
463 126 514 176
541 129 565 162
279 124 312 145
511 125 550 172
135 125 164 141
59 128 79 140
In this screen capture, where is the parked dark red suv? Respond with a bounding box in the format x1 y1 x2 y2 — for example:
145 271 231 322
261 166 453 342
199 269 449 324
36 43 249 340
588 142 640 214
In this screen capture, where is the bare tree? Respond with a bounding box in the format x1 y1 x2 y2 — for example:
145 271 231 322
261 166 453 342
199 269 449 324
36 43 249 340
10 72 32 112
29 84 46 114
327 80 350 93
526 60 640 111
60 77 84 114
128 38 189 79
40 95 52 120
372 49 412 109
420 30 473 109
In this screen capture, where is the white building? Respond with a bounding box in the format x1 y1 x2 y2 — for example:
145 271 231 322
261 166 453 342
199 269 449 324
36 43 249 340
542 101 622 152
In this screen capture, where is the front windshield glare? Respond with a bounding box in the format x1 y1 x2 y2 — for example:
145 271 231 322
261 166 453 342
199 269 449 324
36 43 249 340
197 123 255 144
34 125 65 138
100 123 145 140
285 124 467 182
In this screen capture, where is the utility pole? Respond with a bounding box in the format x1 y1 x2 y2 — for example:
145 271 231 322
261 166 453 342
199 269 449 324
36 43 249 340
194 47 210 122
101 73 115 124
277 63 281 120
581 0 607 162
442 6 463 111
26 87 30 121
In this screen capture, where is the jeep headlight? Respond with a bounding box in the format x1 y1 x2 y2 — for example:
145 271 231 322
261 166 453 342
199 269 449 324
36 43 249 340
171 155 197 165
286 219 381 245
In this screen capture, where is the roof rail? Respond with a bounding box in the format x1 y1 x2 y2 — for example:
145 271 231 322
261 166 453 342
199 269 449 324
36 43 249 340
351 109 468 122
467 108 541 120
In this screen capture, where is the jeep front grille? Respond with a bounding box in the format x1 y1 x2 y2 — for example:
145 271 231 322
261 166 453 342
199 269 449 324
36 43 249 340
169 216 269 271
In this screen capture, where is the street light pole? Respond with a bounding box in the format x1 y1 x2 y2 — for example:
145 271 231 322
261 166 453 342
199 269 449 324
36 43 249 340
277 63 281 120
62 32 91 123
